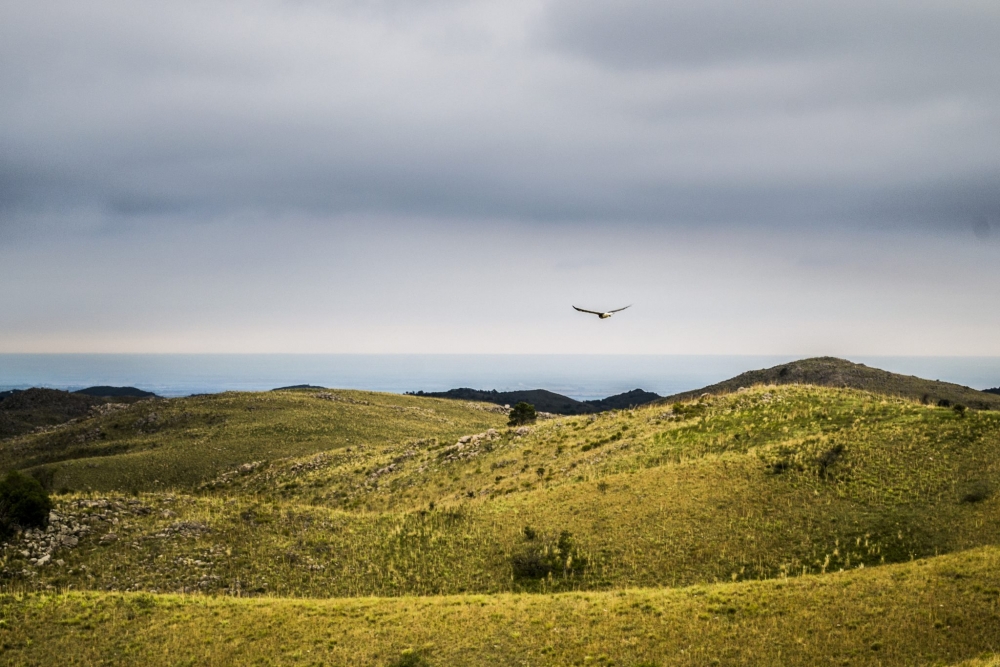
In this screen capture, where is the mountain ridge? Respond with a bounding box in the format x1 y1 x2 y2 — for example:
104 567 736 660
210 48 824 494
658 356 1000 410
410 387 661 414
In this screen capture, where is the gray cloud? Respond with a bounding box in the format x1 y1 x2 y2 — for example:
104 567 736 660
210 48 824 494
1 1 999 354
1 0 998 231
540 1 1000 70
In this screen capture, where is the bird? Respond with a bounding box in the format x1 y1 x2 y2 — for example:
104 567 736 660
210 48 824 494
573 305 631 319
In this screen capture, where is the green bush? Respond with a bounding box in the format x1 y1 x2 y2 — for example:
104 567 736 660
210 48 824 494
0 470 53 540
511 530 587 580
508 402 537 426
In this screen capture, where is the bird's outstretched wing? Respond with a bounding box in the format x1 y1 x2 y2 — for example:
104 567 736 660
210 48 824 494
573 306 603 315
608 305 632 313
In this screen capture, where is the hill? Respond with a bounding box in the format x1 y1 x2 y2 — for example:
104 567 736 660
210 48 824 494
3 546 1000 666
73 386 158 398
4 384 1000 598
659 356 1000 410
4 376 1000 665
0 388 115 440
413 387 661 414
0 388 506 493
986 387 1000 396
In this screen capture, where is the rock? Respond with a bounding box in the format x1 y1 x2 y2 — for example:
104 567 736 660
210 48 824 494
100 533 119 544
36 554 51 566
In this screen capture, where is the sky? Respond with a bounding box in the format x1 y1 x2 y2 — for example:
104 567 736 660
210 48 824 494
1 0 998 355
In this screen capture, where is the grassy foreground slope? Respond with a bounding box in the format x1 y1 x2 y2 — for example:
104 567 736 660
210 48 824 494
660 357 1000 410
3 385 1000 598
2 545 1000 666
0 389 506 493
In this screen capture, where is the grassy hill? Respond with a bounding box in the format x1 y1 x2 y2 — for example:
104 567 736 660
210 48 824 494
2 385 1000 599
660 356 1000 410
2 546 1000 666
0 388 136 440
0 389 505 493
3 375 1000 665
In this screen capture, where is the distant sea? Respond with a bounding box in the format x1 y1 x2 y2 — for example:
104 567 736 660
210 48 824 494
1 354 999 400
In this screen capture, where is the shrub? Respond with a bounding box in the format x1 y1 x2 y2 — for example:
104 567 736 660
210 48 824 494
387 649 431 667
0 470 53 540
511 529 587 580
508 402 537 426
27 466 57 492
937 398 952 408
816 443 845 477
953 404 967 416
960 482 990 504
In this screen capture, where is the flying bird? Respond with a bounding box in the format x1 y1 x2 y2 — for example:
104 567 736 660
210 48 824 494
573 305 631 319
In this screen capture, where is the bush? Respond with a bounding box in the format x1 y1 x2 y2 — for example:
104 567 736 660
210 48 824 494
508 402 537 426
816 444 845 477
0 470 53 540
960 481 990 504
511 529 587 580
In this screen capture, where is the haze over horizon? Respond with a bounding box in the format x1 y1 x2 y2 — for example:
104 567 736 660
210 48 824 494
2 1 998 355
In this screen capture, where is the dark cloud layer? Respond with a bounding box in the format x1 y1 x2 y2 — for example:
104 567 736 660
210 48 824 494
1 0 998 229
1 1 999 354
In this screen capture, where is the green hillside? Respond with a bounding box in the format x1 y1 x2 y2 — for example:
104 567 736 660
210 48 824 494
3 379 1000 665
660 357 1000 410
2 546 1000 666
2 385 999 599
0 388 141 440
0 389 505 493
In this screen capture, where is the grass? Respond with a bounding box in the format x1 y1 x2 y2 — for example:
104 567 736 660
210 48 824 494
1 389 505 493
3 385 1000 598
2 545 1000 666
3 382 1000 664
659 356 1000 410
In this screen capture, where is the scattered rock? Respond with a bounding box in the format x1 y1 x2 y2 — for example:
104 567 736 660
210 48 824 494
197 461 266 490
290 454 330 475
90 403 130 417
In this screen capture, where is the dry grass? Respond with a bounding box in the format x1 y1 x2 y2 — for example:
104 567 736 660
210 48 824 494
3 545 1000 666
2 384 1000 665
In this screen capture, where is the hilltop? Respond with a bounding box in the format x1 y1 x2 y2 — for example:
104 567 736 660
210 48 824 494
73 386 158 398
0 388 149 440
659 356 1000 410
413 387 661 414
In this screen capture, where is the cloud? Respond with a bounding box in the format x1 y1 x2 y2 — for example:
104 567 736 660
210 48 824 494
0 0 997 233
539 0 1000 70
1 1 999 354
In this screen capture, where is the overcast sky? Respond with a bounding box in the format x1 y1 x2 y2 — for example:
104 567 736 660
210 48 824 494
1 0 998 354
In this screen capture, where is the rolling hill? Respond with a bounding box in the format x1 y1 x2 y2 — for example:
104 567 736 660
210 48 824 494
3 365 1000 665
659 356 1000 410
414 387 661 414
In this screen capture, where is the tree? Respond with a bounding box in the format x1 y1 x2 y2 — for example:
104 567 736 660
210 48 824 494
0 470 52 541
508 401 537 426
